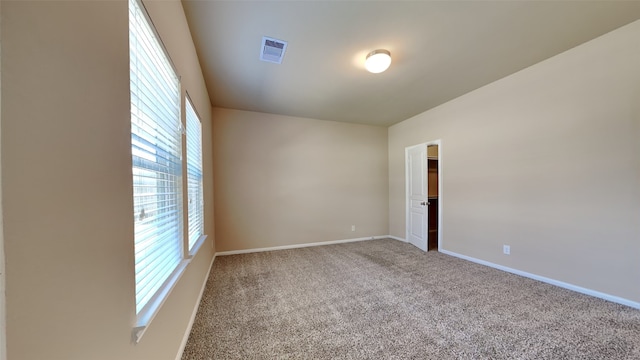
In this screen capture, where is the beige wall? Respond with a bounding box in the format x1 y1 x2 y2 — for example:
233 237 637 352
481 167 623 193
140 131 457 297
1 1 214 360
0 1 5 358
213 108 388 252
389 20 640 303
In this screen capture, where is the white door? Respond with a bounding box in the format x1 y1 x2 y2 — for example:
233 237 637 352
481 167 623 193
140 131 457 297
406 144 428 251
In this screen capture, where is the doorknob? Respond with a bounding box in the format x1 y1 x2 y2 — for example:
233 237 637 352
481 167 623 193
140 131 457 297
420 201 430 206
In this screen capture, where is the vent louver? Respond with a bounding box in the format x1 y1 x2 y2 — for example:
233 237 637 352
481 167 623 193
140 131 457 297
260 36 288 64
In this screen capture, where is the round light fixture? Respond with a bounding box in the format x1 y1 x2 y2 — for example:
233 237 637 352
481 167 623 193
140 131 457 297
365 49 391 73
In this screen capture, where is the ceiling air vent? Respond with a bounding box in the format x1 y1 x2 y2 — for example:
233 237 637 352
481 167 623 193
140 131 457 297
260 36 288 64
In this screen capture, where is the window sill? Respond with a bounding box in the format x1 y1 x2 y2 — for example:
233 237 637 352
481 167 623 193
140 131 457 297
132 234 208 343
188 234 208 259
133 259 190 343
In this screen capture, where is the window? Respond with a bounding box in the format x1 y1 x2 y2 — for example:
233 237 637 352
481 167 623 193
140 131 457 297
129 0 184 337
186 97 204 251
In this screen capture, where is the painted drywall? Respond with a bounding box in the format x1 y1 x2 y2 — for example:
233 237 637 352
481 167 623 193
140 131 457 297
389 20 640 303
1 1 214 360
213 108 388 252
0 1 5 358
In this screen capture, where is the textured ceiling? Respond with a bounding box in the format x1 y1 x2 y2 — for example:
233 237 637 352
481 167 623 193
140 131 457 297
182 1 640 127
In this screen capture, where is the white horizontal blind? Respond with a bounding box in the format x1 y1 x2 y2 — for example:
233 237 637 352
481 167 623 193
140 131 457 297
129 0 183 315
185 97 204 250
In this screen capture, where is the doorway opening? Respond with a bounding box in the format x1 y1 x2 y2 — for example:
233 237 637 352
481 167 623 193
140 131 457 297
405 141 441 252
427 145 439 251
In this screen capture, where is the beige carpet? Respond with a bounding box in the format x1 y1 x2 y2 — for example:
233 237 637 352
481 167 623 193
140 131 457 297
182 239 640 359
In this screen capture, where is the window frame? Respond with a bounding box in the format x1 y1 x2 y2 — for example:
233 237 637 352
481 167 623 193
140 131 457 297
129 0 206 343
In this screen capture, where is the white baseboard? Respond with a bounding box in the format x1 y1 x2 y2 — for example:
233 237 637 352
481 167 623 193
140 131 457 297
216 235 390 256
388 235 406 242
439 249 640 310
174 254 216 360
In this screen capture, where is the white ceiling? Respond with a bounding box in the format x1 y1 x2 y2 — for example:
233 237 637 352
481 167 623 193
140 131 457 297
182 1 640 127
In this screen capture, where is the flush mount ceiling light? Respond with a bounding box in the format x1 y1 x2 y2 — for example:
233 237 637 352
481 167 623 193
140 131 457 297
365 49 391 73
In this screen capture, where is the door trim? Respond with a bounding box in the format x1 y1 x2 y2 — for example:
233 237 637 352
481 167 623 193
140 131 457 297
405 140 442 251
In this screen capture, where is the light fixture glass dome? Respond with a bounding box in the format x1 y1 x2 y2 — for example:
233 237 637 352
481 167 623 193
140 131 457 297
365 49 391 73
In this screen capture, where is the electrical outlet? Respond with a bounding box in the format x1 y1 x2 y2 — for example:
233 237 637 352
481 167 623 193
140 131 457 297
351 225 356 232
503 245 510 255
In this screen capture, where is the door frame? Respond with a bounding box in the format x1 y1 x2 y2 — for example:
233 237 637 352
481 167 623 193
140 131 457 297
405 140 442 251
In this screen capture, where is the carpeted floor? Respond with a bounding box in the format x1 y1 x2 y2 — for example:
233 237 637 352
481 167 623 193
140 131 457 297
181 239 640 359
